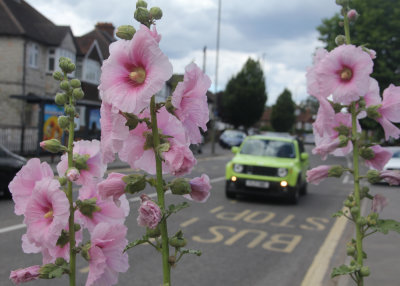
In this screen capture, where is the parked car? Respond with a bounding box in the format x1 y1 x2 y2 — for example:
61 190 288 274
382 147 400 171
219 130 246 149
225 134 309 204
0 144 27 198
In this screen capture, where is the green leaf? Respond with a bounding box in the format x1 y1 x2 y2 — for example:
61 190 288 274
39 263 69 279
180 248 202 256
331 264 356 278
371 219 400 234
122 112 139 130
332 210 344 218
76 198 101 219
167 202 190 215
124 236 149 252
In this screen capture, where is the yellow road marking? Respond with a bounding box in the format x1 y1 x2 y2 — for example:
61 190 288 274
301 207 348 286
209 206 224 213
80 266 89 273
180 217 199 228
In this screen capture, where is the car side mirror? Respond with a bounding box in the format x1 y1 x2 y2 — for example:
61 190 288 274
300 152 309 160
231 146 239 154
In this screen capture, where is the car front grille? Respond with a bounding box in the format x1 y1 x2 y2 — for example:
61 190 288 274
243 165 277 176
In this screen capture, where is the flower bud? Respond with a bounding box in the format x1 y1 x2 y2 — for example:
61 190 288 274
58 177 67 186
360 266 370 277
76 198 101 218
60 80 70 91
39 139 67 153
53 71 64 81
55 93 68 105
66 167 80 182
55 258 67 267
122 174 147 194
169 230 187 248
70 79 81 88
65 105 75 117
72 88 84 100
366 105 382 119
74 223 81 232
150 7 163 20
357 216 367 226
350 206 360 216
170 178 191 195
134 7 150 25
346 246 356 256
59 57 71 72
344 199 352 207
328 165 344 178
335 35 346 46
146 226 161 238
136 0 147 8
58 116 69 129
338 135 349 148
74 154 90 171
367 169 381 184
359 147 375 160
67 63 76 73
347 9 359 22
81 242 91 262
116 25 136 40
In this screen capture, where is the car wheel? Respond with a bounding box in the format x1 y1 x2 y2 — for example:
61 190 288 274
288 186 299 204
225 182 236 199
300 182 307 196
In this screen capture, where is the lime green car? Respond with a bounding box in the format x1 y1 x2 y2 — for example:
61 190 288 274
225 135 309 204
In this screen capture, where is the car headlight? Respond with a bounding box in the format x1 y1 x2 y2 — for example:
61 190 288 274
233 164 244 173
277 168 288 177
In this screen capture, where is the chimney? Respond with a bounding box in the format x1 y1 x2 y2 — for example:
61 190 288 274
95 22 115 38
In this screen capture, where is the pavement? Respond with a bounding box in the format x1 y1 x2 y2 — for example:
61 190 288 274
36 141 398 286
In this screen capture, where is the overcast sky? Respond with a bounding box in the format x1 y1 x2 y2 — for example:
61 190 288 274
28 0 339 105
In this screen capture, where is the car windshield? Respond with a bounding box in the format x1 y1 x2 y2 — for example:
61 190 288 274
240 139 296 158
223 130 245 138
392 151 400 158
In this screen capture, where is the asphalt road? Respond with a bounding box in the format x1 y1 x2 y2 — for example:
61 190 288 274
0 146 357 285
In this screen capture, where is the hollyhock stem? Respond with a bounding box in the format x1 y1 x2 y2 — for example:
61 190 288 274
351 103 363 286
66 74 76 286
150 95 171 285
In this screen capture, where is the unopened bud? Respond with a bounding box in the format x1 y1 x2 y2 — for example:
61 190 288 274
72 88 84 100
367 170 381 184
169 230 187 248
350 206 360 216
66 167 80 182
366 105 382 119
360 266 370 277
357 216 367 226
39 139 67 153
58 116 69 129
347 9 359 22
74 154 90 171
359 147 375 160
335 35 346 46
150 7 163 20
59 57 71 72
60 80 70 91
55 93 68 105
338 135 349 148
116 25 136 40
328 165 344 178
67 63 76 73
65 105 75 117
346 246 356 255
146 226 161 238
134 7 150 25
335 124 350 136
53 71 64 81
55 258 66 266
136 0 147 8
170 178 191 195
58 177 67 186
70 79 81 88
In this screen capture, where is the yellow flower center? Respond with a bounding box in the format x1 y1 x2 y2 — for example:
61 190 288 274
340 67 353 81
44 210 54 219
129 67 146 84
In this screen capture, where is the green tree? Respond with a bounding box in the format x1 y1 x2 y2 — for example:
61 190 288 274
271 88 296 132
317 0 400 90
221 58 267 129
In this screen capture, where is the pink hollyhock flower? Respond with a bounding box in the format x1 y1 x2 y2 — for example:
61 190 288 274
76 180 129 232
364 145 392 170
86 223 129 286
306 165 331 185
371 194 388 213
57 140 106 186
137 194 161 229
8 158 53 215
10 265 40 285
97 173 127 206
119 107 195 175
380 170 400 185
100 102 130 164
172 62 211 144
184 174 211 202
347 9 358 21
306 48 329 99
99 25 173 114
312 98 335 137
24 178 69 249
314 45 373 104
143 24 161 43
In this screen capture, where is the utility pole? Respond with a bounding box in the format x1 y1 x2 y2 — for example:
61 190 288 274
203 46 207 73
211 0 221 154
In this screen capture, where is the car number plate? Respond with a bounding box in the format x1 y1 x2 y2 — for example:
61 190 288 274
245 180 269 188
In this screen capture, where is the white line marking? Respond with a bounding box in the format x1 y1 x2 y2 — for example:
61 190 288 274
0 223 26 234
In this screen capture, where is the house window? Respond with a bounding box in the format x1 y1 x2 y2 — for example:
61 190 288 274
47 48 56 72
84 59 101 84
28 43 39 68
